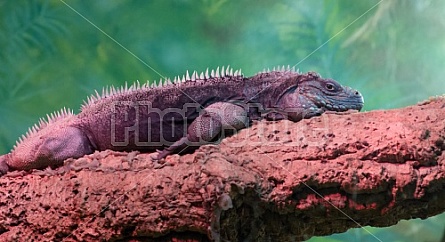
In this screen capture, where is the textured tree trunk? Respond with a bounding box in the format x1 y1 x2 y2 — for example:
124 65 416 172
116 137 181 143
1 97 445 241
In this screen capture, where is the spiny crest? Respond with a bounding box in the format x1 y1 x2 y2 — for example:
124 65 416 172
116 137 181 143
82 66 244 109
13 107 74 150
257 65 299 75
171 65 242 85
82 81 149 108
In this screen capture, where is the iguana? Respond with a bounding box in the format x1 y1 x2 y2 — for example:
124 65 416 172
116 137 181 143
0 66 364 175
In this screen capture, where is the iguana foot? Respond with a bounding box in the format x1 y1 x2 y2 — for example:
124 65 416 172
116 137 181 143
151 149 171 161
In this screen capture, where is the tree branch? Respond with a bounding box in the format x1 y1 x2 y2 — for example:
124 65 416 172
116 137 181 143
1 97 445 241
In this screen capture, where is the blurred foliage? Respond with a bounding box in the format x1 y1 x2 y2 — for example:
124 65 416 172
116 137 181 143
1 0 445 241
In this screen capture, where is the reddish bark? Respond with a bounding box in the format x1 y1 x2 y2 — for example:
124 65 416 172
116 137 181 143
0 97 444 241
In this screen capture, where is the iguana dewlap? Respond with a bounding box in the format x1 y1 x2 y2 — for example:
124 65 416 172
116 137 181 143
0 66 364 174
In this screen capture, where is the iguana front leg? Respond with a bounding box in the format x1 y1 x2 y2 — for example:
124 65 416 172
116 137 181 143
154 102 248 160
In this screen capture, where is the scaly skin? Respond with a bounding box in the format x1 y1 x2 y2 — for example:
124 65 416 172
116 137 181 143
0 66 364 175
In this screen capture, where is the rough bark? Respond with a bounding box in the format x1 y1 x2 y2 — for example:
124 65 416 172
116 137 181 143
1 96 445 242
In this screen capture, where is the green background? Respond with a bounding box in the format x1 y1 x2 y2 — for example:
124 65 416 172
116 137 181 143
1 0 445 241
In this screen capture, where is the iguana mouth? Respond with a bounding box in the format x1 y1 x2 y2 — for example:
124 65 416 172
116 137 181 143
325 97 364 111
326 102 364 112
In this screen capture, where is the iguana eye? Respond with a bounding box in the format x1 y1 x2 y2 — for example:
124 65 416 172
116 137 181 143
326 83 335 91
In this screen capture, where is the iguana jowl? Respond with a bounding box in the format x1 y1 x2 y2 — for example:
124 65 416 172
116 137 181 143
0 66 364 174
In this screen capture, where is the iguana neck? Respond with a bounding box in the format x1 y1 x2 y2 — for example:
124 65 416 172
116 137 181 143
243 71 302 108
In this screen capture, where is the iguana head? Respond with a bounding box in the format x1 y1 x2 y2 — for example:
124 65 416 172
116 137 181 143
299 72 364 111
275 72 364 121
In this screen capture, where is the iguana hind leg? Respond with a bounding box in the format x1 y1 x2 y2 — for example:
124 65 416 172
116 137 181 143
154 102 248 160
5 126 94 172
